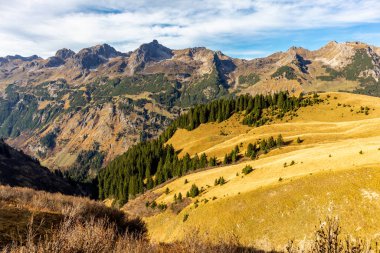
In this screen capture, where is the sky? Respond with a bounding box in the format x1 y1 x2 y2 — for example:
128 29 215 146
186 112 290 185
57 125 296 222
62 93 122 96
1 0 380 59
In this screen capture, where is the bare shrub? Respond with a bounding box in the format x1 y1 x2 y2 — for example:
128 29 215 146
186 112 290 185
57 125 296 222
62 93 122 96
310 217 368 253
0 185 144 235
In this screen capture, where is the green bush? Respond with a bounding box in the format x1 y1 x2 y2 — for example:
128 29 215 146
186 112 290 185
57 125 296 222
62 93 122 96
188 184 200 198
242 165 254 175
214 177 226 186
40 132 57 149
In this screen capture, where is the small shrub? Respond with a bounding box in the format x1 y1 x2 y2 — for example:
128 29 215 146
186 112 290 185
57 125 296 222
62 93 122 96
157 203 167 211
150 201 157 209
242 165 254 175
214 177 226 186
188 184 200 198
279 177 283 182
359 150 363 155
183 213 189 222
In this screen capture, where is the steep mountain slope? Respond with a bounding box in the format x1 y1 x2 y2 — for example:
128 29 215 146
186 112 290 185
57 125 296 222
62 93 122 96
1 40 380 174
0 139 79 194
120 92 380 250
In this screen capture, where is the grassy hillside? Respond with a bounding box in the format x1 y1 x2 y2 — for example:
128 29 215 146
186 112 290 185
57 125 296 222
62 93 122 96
124 92 380 251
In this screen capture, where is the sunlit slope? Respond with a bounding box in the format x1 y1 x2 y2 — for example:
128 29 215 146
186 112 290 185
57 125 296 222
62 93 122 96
141 92 380 250
147 167 380 250
167 92 380 159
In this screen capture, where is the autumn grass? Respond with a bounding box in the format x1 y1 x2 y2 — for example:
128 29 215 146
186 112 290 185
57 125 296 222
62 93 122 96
0 185 267 253
0 185 146 247
146 167 380 251
144 93 380 250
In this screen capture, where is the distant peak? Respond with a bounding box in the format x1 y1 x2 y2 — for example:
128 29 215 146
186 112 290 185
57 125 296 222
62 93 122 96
138 40 167 50
4 54 40 62
74 43 124 69
55 48 75 60
128 40 173 72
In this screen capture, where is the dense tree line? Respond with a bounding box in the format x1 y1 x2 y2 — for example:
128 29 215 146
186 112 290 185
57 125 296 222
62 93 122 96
98 92 319 204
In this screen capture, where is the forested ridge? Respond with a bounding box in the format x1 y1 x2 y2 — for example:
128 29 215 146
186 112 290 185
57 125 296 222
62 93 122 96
98 92 321 204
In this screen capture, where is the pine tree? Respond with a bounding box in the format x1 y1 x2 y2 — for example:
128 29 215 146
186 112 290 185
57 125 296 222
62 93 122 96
209 156 217 166
189 184 200 198
178 192 183 202
276 134 284 147
268 136 276 149
200 153 208 168
223 154 229 165
260 139 267 151
246 143 254 157
128 176 138 198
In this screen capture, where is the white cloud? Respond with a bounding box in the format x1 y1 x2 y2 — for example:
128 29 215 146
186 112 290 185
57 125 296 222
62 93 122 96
0 0 380 58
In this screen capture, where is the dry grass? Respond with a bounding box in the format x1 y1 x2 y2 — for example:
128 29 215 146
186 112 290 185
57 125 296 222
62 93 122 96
0 186 267 253
144 93 380 250
0 185 127 226
0 185 146 247
1 206 377 253
1 216 266 253
146 166 380 251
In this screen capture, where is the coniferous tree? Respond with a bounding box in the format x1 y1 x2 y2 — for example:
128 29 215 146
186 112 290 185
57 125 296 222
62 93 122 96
189 184 200 198
276 134 284 147
209 156 217 166
223 154 229 165
246 143 254 157
268 136 276 149
178 192 183 202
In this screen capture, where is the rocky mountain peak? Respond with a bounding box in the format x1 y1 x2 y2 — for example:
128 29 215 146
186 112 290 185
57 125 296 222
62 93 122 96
74 43 124 69
129 40 173 72
55 48 75 60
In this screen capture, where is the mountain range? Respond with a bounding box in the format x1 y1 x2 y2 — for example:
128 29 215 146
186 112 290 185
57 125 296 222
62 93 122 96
1 40 380 177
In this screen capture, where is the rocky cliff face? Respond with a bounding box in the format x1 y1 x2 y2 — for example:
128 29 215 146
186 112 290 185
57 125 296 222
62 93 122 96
1 40 380 172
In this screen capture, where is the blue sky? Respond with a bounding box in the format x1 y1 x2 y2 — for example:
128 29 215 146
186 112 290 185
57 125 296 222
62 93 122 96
1 0 380 59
